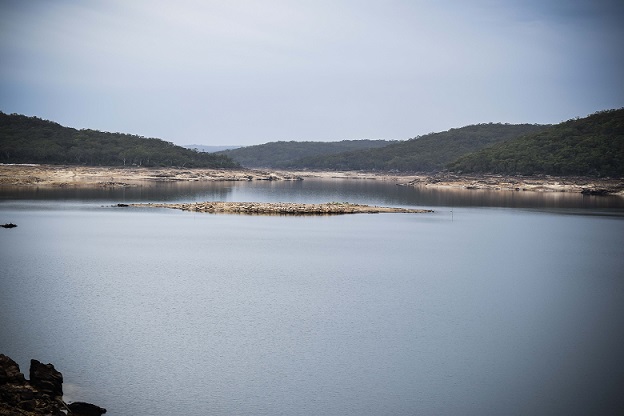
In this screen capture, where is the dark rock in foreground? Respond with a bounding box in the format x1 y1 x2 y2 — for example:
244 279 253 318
1 223 17 228
29 359 63 399
0 354 105 416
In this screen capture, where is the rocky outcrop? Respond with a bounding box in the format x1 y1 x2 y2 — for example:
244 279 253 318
0 354 105 416
132 201 434 215
29 359 63 400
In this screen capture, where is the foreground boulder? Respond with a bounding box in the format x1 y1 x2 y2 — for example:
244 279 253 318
0 354 105 416
29 359 63 399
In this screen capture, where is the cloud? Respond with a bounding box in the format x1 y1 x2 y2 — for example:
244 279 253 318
1 0 622 145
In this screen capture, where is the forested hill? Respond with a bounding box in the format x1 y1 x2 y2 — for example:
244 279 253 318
217 139 393 168
448 109 624 177
282 123 549 171
0 112 240 168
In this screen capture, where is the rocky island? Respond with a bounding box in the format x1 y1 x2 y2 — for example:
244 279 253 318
130 201 434 215
0 354 105 416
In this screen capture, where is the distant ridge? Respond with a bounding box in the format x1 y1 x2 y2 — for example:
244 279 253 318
220 124 548 171
217 139 393 168
217 109 623 176
184 144 243 153
2 109 621 176
289 123 548 172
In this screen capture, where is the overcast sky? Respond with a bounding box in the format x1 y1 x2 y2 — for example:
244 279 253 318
1 0 623 146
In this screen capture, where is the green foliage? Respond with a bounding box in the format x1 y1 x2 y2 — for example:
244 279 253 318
6 109 620 176
218 140 394 168
448 109 624 177
0 113 240 168
289 124 548 171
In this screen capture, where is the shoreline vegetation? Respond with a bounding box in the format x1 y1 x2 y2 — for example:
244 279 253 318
3 109 622 178
1 164 623 196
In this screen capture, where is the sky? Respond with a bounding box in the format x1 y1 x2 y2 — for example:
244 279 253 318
1 0 623 146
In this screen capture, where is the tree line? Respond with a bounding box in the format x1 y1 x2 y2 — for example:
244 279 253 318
218 139 393 168
218 110 623 177
448 109 624 177
3 109 621 177
0 112 240 168
221 123 549 172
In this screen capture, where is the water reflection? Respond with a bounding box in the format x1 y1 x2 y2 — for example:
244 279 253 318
1 181 623 415
0 181 235 203
1 178 623 211
398 185 624 209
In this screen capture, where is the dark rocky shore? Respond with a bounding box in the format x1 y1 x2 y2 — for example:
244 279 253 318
0 354 105 416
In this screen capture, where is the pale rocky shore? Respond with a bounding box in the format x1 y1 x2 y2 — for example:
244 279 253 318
129 201 433 215
1 164 623 196
399 172 624 195
0 164 302 187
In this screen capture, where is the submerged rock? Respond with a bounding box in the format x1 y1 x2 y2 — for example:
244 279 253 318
581 188 610 195
67 402 107 415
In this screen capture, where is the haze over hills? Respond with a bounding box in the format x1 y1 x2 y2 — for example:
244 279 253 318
184 144 243 153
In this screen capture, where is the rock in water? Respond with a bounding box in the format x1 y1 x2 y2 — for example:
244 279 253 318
67 402 107 415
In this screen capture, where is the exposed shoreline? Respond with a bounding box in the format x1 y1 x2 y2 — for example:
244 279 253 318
1 164 623 196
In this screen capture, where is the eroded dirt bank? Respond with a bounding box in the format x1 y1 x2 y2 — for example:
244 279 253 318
1 164 623 196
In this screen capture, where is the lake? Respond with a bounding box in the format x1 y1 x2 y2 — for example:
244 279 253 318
1 178 623 415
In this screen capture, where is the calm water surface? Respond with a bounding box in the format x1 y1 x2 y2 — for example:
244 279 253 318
1 179 623 415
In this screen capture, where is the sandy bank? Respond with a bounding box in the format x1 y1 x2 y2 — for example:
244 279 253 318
1 164 622 196
0 164 300 187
